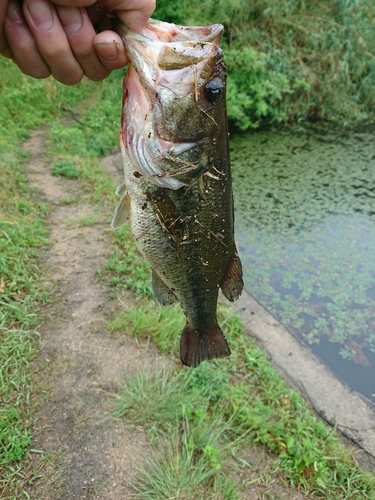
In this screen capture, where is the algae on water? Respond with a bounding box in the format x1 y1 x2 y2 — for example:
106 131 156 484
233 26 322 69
231 126 375 402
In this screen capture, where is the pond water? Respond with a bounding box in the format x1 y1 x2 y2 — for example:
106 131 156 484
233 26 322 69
231 126 375 406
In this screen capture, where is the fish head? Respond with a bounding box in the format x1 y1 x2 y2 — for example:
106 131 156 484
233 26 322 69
116 20 227 189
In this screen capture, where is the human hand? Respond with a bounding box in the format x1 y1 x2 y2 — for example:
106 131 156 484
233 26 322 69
0 0 155 84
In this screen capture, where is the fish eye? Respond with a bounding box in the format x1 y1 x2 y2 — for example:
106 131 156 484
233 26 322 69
203 78 223 103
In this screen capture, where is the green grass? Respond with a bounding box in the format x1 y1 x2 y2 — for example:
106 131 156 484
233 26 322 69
132 422 240 500
105 225 154 299
107 229 375 497
51 160 81 179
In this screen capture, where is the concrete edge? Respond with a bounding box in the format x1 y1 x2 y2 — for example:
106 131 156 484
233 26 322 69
236 290 375 461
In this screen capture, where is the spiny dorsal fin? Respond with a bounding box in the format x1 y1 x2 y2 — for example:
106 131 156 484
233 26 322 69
152 270 176 306
220 246 244 302
111 191 131 230
115 182 127 197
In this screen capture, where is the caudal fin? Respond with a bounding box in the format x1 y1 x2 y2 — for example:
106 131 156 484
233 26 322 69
180 323 231 367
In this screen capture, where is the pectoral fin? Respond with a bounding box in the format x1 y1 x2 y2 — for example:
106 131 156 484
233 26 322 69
111 191 131 230
220 246 244 302
152 270 176 306
147 188 184 237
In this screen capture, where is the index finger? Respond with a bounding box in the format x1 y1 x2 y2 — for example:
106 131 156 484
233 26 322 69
112 0 155 33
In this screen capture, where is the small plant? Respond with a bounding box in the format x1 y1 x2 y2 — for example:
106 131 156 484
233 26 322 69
0 408 31 465
51 160 80 179
131 417 240 500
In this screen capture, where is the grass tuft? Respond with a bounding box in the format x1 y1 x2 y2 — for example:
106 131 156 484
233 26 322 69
132 420 240 500
108 303 182 355
51 160 80 179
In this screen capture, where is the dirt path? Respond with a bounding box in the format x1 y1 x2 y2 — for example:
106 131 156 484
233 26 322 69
22 128 307 500
23 129 172 499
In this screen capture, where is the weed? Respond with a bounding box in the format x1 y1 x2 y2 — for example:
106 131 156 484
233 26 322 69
113 367 202 428
112 303 375 497
154 0 375 128
106 225 154 299
108 303 182 355
0 57 100 495
51 161 80 179
132 420 240 500
67 206 106 228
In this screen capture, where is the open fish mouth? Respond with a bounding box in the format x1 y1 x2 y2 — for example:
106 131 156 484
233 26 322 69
114 18 223 71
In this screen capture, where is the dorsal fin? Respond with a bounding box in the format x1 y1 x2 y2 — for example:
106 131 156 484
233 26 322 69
220 246 244 302
111 192 131 230
115 182 127 197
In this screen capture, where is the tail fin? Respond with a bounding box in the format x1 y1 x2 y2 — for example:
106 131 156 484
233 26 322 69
180 323 231 367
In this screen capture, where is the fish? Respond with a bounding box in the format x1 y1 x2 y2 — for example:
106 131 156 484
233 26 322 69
112 18 243 367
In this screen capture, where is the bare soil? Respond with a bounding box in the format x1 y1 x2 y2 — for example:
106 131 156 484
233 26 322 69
21 128 307 500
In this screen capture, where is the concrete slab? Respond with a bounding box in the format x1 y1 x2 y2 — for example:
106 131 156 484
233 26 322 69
237 290 375 462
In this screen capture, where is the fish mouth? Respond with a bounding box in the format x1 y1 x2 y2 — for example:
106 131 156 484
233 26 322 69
116 18 223 43
114 18 223 71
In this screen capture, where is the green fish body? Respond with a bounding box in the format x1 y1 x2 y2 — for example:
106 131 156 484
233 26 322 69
113 19 243 367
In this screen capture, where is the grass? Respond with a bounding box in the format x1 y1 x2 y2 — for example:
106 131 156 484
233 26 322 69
132 422 240 500
51 160 81 179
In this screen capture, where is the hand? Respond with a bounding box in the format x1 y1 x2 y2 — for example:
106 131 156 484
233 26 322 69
0 0 155 84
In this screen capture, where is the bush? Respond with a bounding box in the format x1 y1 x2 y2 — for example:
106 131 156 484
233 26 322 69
154 0 375 129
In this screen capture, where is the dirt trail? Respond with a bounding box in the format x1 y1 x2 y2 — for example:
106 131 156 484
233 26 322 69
24 129 170 499
22 128 307 500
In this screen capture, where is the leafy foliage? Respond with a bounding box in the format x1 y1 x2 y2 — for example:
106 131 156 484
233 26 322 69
51 160 81 178
154 0 375 129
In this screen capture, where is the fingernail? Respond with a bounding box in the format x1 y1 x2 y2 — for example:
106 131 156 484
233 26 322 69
58 6 83 35
6 0 24 24
25 0 53 31
95 41 119 62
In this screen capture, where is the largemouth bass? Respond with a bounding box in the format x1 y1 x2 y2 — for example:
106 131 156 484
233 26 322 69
112 18 243 367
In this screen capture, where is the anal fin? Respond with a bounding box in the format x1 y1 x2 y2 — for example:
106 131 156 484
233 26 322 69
180 323 231 368
152 270 176 306
220 245 244 302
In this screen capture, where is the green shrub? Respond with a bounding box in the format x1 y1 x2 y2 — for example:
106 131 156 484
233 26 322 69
154 0 375 129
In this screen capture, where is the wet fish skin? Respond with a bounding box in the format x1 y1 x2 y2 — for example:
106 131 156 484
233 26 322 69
113 18 243 367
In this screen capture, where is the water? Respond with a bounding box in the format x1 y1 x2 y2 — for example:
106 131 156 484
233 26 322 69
231 126 375 405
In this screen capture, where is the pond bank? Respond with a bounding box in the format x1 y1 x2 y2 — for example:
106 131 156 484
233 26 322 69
237 289 375 471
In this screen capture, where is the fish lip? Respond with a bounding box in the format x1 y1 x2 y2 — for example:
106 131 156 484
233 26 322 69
114 16 224 82
114 17 223 45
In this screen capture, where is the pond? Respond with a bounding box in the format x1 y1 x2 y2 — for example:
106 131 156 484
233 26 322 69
231 126 375 406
